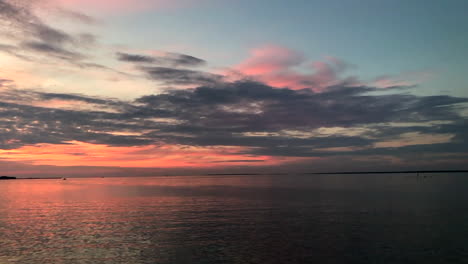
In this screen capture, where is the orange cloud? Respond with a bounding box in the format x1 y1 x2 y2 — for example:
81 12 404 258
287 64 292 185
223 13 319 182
0 141 297 168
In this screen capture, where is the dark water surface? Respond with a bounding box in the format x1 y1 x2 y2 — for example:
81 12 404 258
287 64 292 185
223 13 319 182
1 174 468 263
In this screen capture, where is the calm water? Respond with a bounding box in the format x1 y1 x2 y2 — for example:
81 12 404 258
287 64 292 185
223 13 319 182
1 174 468 263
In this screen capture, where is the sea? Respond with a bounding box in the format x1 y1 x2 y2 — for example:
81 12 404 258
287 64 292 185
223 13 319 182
1 173 468 263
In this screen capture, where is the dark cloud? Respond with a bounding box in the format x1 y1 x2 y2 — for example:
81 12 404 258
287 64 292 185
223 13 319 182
1 80 467 168
165 52 206 67
0 0 32 24
116 52 156 63
38 92 118 105
210 160 266 163
21 41 84 60
0 78 13 86
34 24 73 45
116 52 206 67
136 82 466 133
141 66 222 85
0 0 71 45
0 100 151 150
127 82 468 161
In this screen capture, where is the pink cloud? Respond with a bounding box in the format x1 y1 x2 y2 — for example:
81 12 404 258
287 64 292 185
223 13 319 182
372 71 434 88
236 45 305 75
234 45 357 91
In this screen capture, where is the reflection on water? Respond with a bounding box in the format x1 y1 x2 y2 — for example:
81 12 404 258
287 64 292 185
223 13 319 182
1 174 468 263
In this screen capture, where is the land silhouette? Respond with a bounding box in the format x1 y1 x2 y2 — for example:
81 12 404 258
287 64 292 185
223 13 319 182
0 176 16 180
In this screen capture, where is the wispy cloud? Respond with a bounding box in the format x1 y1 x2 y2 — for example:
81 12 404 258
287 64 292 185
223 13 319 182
55 8 99 24
0 0 100 67
116 51 206 67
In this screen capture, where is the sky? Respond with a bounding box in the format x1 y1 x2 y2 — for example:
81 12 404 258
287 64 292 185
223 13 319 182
0 0 467 177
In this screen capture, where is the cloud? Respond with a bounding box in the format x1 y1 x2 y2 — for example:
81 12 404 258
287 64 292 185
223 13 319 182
1 0 71 45
1 18 468 172
0 78 13 86
38 92 117 105
372 71 434 88
236 45 305 75
137 82 466 135
167 53 205 67
234 45 360 91
116 52 206 67
0 141 275 168
235 46 432 93
140 66 221 85
21 41 85 60
210 160 266 163
1 78 467 169
55 8 99 24
0 0 99 66
117 52 156 63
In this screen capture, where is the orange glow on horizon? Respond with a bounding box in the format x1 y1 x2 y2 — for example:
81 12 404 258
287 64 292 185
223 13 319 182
0 141 303 168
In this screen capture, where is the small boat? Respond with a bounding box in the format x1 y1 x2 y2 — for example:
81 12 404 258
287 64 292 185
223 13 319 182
61 177 67 180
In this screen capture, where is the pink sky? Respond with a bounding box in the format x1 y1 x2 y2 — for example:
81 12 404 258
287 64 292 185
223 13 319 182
56 0 202 13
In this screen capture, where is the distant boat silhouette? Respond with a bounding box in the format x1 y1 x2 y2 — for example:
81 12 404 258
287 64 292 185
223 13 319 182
62 177 67 180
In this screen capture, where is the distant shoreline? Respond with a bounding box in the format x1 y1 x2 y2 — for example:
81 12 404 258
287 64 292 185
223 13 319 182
0 176 16 180
1 170 468 180
0 176 62 180
307 170 468 175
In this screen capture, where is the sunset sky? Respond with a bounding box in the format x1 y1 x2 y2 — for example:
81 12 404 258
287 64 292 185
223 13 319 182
1 0 468 177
